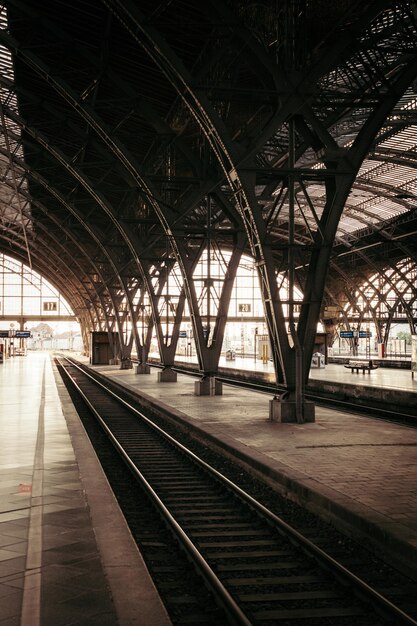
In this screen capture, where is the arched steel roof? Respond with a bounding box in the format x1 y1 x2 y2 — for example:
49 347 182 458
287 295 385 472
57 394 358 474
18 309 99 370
0 0 416 390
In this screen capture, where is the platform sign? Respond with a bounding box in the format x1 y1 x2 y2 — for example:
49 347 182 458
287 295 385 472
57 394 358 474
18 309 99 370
15 331 31 338
359 330 372 338
43 301 57 311
0 330 10 338
178 330 187 338
238 303 251 313
412 335 417 375
339 330 354 338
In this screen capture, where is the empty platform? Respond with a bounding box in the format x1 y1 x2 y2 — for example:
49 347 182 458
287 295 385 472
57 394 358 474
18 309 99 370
0 352 171 626
2 350 417 624
91 358 417 579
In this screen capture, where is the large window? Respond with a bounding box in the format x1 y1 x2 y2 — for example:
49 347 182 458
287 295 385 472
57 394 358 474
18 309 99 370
0 253 73 317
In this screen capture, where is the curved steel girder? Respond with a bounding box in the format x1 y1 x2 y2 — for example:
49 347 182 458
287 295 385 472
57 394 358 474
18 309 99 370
178 232 246 373
0 218 86 306
0 164 101 291
370 151 417 173
22 67 245 368
0 32 211 242
0 233 87 321
6 0 416 380
0 212 95 316
297 56 417 379
0 107 151 353
219 3 394 169
1 104 144 265
0 170 119 338
102 0 416 389
336 225 417 269
353 179 415 209
0 36 242 368
330 256 414 339
333 213 417 268
0 142 139 346
372 258 417 332
101 0 292 383
6 0 201 178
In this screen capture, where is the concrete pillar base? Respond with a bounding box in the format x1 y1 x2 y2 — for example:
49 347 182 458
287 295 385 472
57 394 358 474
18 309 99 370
157 368 177 383
194 377 223 396
109 358 119 365
269 397 315 423
136 364 151 375
120 359 133 370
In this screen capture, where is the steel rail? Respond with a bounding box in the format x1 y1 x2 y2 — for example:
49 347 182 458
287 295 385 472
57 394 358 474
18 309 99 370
60 355 417 626
58 356 251 626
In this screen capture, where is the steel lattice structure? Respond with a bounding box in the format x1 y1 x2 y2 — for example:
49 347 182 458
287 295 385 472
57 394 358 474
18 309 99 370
0 0 416 405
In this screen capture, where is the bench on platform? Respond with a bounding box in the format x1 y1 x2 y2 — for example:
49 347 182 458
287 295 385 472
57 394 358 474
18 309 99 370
344 359 379 374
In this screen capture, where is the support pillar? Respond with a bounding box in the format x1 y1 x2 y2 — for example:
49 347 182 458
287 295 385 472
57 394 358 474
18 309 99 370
157 368 178 382
136 363 151 374
120 358 133 370
109 358 119 365
194 376 223 396
269 395 315 423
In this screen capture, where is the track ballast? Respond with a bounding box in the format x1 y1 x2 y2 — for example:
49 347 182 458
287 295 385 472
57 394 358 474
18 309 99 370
57 356 417 626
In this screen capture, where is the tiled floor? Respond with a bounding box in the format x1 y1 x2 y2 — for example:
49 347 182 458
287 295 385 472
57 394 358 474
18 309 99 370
0 353 116 626
158 352 417 393
2 349 415 623
0 352 171 626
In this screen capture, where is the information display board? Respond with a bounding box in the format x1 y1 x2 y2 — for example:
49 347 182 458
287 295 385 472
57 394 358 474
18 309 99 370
339 330 354 338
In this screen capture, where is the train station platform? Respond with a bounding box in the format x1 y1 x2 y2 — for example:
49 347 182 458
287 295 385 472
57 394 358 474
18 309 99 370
0 351 171 626
90 356 417 581
154 353 417 410
2 351 417 624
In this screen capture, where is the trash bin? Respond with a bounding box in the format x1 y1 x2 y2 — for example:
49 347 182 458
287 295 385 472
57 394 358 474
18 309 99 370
226 349 236 361
311 352 325 368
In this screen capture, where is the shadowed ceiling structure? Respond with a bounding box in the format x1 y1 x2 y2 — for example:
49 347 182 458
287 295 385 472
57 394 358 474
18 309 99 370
0 0 416 401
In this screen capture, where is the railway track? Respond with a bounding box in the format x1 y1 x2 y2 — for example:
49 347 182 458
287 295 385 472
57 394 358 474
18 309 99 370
57 356 417 626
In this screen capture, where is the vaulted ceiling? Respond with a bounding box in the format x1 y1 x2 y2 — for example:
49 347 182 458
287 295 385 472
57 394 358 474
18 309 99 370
0 1 416 352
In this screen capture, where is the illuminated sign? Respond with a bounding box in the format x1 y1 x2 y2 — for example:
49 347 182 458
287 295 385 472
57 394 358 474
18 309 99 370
339 330 354 338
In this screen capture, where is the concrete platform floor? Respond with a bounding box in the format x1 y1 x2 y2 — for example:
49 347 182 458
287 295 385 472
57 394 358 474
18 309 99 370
90 358 417 579
3 349 416 623
172 352 417 393
0 352 171 626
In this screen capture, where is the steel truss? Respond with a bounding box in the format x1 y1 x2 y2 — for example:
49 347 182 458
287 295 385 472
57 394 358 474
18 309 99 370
0 1 416 414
